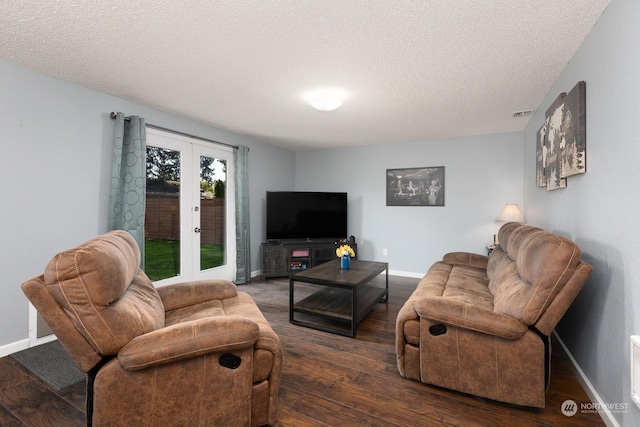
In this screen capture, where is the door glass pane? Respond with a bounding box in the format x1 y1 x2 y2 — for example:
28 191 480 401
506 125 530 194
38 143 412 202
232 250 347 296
145 146 181 281
200 156 226 271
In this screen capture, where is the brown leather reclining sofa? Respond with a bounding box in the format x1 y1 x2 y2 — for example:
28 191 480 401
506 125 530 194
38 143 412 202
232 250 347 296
395 222 592 408
22 230 282 426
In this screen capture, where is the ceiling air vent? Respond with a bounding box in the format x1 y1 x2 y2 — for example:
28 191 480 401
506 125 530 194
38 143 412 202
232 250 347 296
512 110 534 118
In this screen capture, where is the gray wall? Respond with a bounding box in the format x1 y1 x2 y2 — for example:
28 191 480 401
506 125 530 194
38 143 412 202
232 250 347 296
0 60 294 350
523 0 638 425
245 141 295 273
295 132 524 275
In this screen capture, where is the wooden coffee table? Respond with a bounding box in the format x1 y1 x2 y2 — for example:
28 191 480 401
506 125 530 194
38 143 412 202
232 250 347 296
289 259 388 337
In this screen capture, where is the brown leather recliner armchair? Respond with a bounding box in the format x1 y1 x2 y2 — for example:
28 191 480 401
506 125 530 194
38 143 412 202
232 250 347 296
21 230 282 426
396 222 593 408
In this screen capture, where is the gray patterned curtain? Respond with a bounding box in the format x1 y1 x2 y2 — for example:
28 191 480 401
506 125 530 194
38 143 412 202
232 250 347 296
108 112 147 266
234 145 251 283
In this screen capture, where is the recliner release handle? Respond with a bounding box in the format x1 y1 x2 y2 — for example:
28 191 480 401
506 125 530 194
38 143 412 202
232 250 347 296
429 324 447 336
219 353 242 369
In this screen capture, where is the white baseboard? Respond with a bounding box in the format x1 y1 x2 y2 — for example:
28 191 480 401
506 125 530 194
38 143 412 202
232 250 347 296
553 331 620 427
0 338 29 358
0 334 58 358
389 269 424 279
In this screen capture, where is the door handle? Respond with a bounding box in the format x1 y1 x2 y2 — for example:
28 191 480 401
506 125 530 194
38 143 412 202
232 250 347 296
194 227 201 233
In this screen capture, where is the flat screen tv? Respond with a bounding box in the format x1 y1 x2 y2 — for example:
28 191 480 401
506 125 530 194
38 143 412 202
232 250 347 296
266 191 347 241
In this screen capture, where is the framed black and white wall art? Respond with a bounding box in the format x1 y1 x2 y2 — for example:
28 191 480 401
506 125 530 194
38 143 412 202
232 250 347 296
386 166 445 206
537 81 586 191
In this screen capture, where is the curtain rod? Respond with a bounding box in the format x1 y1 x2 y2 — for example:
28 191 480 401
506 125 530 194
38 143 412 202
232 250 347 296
110 112 241 150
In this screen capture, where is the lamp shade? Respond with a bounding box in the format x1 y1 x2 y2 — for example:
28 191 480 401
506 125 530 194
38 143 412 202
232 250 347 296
495 204 524 223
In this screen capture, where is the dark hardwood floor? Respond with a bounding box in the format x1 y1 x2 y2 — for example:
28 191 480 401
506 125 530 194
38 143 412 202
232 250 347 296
0 275 604 426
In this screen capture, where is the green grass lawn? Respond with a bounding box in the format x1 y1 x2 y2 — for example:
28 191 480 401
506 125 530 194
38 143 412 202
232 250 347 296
144 239 224 281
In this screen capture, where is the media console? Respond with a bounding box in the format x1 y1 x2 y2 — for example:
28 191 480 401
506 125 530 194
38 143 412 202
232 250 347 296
261 241 357 278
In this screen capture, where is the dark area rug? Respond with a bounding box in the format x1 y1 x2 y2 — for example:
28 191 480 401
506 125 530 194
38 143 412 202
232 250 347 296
11 340 85 390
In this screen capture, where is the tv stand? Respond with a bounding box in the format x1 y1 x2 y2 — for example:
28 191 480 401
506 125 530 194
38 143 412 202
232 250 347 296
261 240 357 278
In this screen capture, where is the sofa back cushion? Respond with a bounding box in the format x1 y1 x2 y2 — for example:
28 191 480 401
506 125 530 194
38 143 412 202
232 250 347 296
488 223 582 325
43 231 164 355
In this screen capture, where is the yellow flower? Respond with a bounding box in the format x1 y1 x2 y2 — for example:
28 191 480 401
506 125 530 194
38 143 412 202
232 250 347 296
336 245 355 258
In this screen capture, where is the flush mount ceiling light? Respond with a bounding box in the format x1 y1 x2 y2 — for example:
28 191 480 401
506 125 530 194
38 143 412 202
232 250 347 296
305 89 347 112
309 95 342 111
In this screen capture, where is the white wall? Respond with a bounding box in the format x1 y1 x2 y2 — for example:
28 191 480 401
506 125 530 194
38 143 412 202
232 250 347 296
295 132 524 276
0 60 294 351
523 1 639 425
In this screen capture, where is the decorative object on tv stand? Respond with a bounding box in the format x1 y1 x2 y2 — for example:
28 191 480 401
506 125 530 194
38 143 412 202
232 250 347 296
336 244 355 270
386 166 445 206
494 204 524 244
536 81 586 191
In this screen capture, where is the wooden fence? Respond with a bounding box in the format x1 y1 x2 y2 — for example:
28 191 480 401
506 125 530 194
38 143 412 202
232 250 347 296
145 194 225 245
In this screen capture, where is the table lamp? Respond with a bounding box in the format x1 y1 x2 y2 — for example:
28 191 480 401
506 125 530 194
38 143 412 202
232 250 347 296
494 204 524 244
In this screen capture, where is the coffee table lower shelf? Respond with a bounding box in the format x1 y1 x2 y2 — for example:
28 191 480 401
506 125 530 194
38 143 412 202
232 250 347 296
291 285 387 337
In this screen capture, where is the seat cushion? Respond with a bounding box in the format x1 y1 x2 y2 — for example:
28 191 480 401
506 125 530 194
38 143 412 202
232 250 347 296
164 291 281 384
44 231 164 355
442 266 493 309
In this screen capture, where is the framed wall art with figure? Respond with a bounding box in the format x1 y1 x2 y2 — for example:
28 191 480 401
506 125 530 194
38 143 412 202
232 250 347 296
386 166 445 206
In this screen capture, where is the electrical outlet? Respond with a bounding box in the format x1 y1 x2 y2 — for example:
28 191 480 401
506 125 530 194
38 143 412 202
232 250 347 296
383 248 388 256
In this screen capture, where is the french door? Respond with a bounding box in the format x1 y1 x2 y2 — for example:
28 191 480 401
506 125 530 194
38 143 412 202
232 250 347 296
145 128 236 285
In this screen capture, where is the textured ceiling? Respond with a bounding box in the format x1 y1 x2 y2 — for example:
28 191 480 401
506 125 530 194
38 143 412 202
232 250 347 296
0 0 611 151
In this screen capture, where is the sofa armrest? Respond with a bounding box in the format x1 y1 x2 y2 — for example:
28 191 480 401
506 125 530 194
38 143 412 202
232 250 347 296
415 297 528 339
117 316 259 370
442 252 489 270
157 280 238 311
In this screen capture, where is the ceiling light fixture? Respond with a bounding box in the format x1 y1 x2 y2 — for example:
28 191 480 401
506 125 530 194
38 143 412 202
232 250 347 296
305 88 347 112
309 95 342 111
